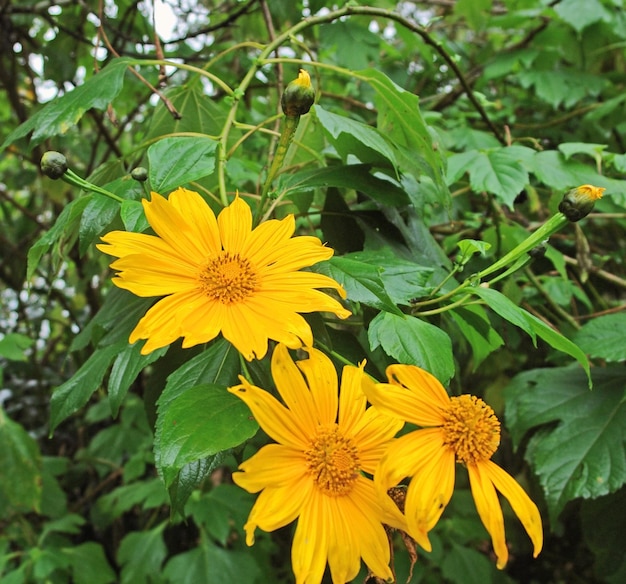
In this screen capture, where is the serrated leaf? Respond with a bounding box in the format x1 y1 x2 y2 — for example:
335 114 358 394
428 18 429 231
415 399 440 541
573 313 626 362
156 384 258 487
316 256 403 315
517 70 606 109
554 0 611 32
504 366 626 522
0 409 42 515
278 164 409 206
27 195 92 279
468 287 590 384
163 536 260 584
343 249 434 306
50 340 128 432
79 194 120 256
148 136 218 193
368 311 455 384
108 343 167 417
448 304 504 370
314 105 399 172
64 542 117 584
1 58 132 150
118 525 167 584
120 199 149 232
356 68 450 205
448 149 528 208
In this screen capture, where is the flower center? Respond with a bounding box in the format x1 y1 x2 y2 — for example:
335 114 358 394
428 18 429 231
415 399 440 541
305 424 360 496
441 395 501 464
199 251 258 303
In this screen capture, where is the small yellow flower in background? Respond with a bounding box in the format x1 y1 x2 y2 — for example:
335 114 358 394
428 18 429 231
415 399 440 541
228 344 407 584
97 188 350 359
363 364 543 569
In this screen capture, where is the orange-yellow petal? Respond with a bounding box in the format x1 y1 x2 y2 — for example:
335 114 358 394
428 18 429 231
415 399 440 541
386 364 450 409
218 195 253 253
296 347 339 426
468 462 508 568
228 379 309 449
337 363 367 434
481 460 543 559
292 490 330 584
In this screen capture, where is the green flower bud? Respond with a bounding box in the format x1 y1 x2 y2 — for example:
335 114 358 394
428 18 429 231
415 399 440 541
558 184 605 222
131 167 149 182
281 69 315 117
41 151 68 179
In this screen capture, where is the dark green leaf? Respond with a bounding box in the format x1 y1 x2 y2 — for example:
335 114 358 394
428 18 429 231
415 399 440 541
79 194 120 256
505 366 626 522
368 311 455 385
573 313 626 363
108 343 167 417
316 256 403 316
148 136 218 193
448 304 504 370
1 58 132 150
0 409 42 516
64 542 117 584
27 195 92 279
118 525 167 584
50 340 128 432
120 199 149 232
278 164 409 207
156 384 258 487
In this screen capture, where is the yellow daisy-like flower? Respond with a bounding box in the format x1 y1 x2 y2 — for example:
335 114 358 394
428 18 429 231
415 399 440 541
97 188 351 360
228 344 407 584
363 364 543 569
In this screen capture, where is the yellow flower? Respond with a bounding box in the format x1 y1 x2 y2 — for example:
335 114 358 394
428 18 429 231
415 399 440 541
97 188 350 359
228 344 407 584
558 183 606 222
363 364 543 569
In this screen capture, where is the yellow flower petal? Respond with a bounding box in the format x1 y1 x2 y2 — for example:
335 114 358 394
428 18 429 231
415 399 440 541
481 460 543 559
218 195 252 253
232 443 306 492
386 363 450 409
228 378 309 449
296 347 339 426
337 363 367 434
292 491 330 584
326 496 361 583
167 187 221 253
362 375 446 427
468 462 508 569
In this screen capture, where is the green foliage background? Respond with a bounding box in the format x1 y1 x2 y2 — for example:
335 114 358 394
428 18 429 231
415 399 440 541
1 0 625 582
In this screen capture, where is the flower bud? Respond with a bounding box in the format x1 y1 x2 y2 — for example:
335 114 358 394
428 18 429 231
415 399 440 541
41 151 68 179
131 167 148 182
558 184 605 222
281 69 315 117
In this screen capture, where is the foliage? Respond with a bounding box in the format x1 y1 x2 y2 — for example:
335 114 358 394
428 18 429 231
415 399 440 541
1 0 625 583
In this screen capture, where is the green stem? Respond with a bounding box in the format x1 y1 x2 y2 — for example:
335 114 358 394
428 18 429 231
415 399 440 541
62 169 124 202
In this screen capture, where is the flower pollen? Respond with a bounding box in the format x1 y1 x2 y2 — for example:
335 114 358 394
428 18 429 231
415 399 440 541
199 251 258 303
441 395 500 465
305 424 360 496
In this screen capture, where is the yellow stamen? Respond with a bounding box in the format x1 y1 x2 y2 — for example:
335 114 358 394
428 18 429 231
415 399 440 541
305 424 360 496
441 395 500 464
199 251 258 303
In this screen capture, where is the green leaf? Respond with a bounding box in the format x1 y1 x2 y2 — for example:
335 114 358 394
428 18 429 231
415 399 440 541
356 68 450 205
27 195 92 279
1 58 132 150
554 0 611 32
456 239 492 265
316 256 403 316
278 164 409 207
156 384 258 488
108 343 167 417
558 142 607 162
573 313 626 362
148 136 219 193
118 524 167 584
448 304 504 370
343 249 434 306
441 541 499 584
50 340 128 432
0 333 34 361
447 148 529 208
64 542 117 584
517 70 607 109
314 105 398 172
368 311 455 384
0 408 42 516
504 366 626 522
120 199 149 232
79 194 120 256
163 536 260 584
468 287 591 384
